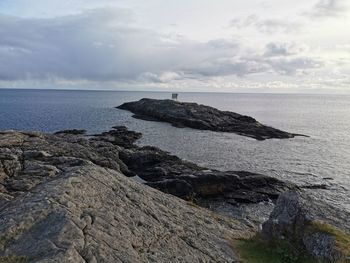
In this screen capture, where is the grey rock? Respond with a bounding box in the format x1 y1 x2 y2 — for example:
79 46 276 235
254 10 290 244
303 232 340 261
0 130 251 262
23 150 51 159
117 98 306 140
0 128 347 262
99 129 296 206
94 126 142 149
54 129 86 135
262 191 350 262
0 127 296 219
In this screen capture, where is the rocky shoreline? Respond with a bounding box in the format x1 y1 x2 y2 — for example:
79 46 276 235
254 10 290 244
118 98 306 140
0 126 348 262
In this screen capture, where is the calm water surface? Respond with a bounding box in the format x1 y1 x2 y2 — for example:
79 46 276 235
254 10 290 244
1 89 349 211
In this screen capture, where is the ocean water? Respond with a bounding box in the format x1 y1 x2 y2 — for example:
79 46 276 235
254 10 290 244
1 89 349 212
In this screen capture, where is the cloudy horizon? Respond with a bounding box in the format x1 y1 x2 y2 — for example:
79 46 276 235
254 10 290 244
0 0 350 93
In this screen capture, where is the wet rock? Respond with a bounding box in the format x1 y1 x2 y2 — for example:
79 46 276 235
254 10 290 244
117 140 295 203
300 183 328 189
54 129 86 135
94 126 142 148
118 98 306 140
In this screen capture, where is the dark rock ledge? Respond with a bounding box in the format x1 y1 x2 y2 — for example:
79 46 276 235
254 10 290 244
94 127 296 205
118 98 307 140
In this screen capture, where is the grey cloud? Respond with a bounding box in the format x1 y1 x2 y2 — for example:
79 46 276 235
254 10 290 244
138 72 183 83
207 39 239 50
0 10 243 82
264 43 292 57
306 0 348 18
264 42 308 57
229 15 300 34
0 9 323 84
189 58 270 77
267 57 323 75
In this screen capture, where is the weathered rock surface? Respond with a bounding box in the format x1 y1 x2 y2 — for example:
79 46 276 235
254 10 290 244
0 128 347 262
0 127 293 262
118 98 305 140
262 191 350 262
0 130 253 262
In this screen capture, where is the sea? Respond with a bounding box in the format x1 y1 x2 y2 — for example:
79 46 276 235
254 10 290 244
1 89 349 213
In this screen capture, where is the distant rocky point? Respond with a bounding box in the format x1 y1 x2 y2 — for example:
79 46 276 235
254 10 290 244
118 98 306 140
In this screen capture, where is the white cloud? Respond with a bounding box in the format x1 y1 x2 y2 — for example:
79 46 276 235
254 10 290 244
229 15 301 34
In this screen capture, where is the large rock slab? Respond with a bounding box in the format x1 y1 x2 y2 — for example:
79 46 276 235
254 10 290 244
117 98 305 140
0 130 252 262
1 165 251 262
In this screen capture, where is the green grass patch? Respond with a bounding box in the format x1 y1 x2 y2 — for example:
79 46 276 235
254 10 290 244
309 221 350 257
233 236 317 263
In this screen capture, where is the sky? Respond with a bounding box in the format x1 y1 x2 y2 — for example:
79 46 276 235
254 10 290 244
0 0 350 93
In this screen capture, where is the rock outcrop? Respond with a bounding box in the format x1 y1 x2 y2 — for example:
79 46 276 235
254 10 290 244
262 191 350 262
0 130 253 262
0 128 347 262
0 127 295 262
117 98 305 140
96 128 296 205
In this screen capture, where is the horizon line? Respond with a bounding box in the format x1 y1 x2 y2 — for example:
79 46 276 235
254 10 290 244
0 87 349 96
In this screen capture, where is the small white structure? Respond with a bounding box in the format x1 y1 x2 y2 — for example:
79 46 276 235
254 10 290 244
171 93 178 100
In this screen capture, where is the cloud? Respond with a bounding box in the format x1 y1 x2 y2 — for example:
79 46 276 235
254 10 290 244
266 57 323 75
229 15 300 34
263 42 309 57
0 9 323 85
0 9 243 82
138 71 183 83
305 0 348 18
187 57 270 78
335 44 350 53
